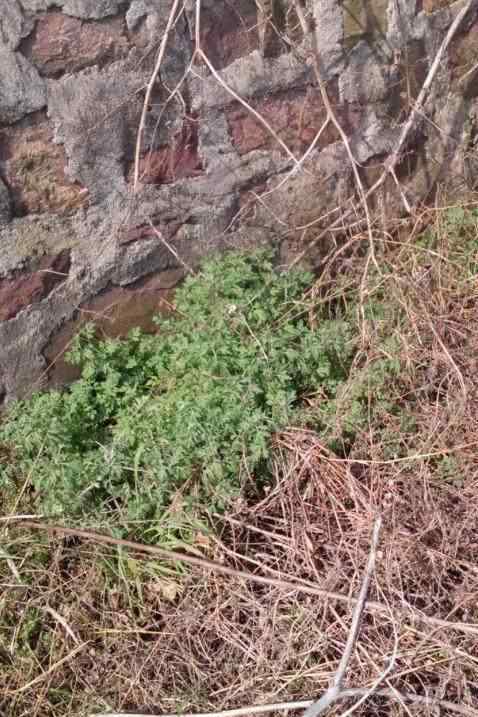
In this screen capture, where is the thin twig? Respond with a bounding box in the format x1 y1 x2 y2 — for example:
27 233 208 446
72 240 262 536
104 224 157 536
196 49 302 169
337 588 399 717
340 688 478 717
459 58 478 84
424 310 467 404
0 546 22 583
43 606 80 645
0 515 43 522
1 642 89 696
147 219 197 275
91 703 314 717
133 0 184 192
195 0 201 51
334 518 382 690
310 438 478 465
302 517 382 717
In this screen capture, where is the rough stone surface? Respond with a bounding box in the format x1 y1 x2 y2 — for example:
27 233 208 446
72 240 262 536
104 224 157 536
130 115 204 185
195 0 260 70
0 250 71 322
311 0 345 76
1 0 478 401
192 48 312 113
24 12 129 76
226 88 337 156
0 43 46 123
47 63 143 200
0 0 34 50
125 0 150 31
0 117 88 215
20 0 124 19
339 41 396 104
62 0 124 18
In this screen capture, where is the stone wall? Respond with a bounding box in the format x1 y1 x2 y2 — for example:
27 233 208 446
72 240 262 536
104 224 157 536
1 0 478 401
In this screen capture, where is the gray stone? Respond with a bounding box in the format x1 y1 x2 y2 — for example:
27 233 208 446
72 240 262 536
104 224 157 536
47 63 144 200
20 0 123 18
339 41 394 104
126 0 158 31
62 0 124 18
19 0 60 11
191 47 312 112
127 1 191 86
310 0 345 77
0 0 34 50
350 108 401 164
0 43 46 124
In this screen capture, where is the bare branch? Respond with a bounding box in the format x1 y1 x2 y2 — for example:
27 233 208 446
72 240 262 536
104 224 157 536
147 218 197 275
43 606 81 645
196 49 302 169
1 642 89 697
333 518 382 690
301 517 382 717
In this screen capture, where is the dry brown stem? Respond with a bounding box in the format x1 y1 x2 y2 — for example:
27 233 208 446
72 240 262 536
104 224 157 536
302 518 383 717
133 0 184 192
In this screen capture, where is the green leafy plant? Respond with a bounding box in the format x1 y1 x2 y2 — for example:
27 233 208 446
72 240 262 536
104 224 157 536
0 250 376 538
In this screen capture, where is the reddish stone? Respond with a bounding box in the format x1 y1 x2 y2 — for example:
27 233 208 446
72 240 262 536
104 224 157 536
119 223 158 245
226 88 338 156
132 115 203 185
0 251 71 322
119 216 184 246
0 118 88 216
23 13 129 77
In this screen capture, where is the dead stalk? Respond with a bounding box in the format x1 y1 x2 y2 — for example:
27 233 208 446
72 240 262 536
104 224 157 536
302 518 384 717
133 0 184 193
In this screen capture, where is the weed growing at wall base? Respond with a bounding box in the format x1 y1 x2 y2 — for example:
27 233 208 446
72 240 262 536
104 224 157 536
1 250 373 539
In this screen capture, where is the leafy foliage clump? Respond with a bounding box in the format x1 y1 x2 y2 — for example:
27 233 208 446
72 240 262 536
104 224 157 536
0 251 358 535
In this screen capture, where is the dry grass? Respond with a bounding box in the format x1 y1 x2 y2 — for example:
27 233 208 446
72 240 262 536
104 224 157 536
1 203 478 717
